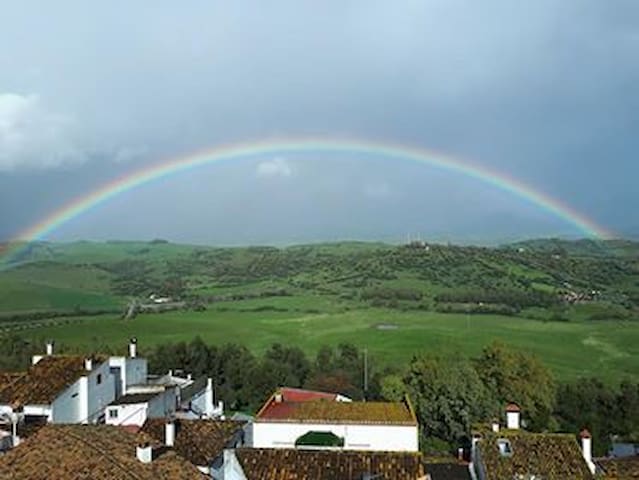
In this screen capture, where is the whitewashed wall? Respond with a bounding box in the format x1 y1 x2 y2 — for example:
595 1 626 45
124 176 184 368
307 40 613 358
251 422 418 452
106 403 148 426
108 357 148 396
86 361 116 422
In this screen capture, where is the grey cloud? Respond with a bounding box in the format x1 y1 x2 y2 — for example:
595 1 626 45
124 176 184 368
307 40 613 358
0 0 637 241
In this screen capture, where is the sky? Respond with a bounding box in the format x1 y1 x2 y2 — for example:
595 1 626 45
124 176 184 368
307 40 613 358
1 0 638 245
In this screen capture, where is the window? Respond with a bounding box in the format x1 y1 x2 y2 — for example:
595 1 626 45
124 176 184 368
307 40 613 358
108 408 118 419
497 439 513 457
96 374 102 385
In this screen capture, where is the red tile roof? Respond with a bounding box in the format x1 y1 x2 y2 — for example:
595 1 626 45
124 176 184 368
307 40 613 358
0 424 205 479
0 356 103 406
476 431 592 479
598 455 639 479
235 448 427 480
142 418 245 467
277 387 340 402
256 392 417 425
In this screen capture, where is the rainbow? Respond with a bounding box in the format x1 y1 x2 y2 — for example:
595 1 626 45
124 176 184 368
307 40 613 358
2 137 612 262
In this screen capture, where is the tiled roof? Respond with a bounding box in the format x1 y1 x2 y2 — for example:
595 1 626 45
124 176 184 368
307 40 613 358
424 462 472 480
142 418 245 467
598 456 639 479
109 392 160 406
0 372 25 390
276 387 341 402
0 424 205 479
257 395 417 425
235 448 427 480
476 431 592 480
0 356 103 406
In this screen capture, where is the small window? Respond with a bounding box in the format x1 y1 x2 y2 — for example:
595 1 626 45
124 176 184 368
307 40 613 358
108 408 118 419
97 374 102 385
497 439 513 457
71 392 79 398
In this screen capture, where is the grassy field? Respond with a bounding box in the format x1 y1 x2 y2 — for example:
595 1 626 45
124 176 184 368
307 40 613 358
24 301 639 383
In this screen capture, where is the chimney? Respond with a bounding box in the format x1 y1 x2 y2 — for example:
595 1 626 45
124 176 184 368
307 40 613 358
274 392 283 403
84 357 93 371
205 378 215 416
129 337 137 358
491 419 500 432
46 340 55 356
580 429 596 474
136 442 152 463
165 420 175 447
506 403 520 430
470 432 482 462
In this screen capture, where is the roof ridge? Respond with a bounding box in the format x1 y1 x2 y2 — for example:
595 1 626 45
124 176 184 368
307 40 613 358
63 426 146 480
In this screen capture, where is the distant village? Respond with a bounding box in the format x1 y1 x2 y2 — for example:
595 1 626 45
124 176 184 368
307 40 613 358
0 339 637 479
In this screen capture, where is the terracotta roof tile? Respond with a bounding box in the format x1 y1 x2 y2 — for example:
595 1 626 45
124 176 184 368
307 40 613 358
598 455 639 479
476 431 592 479
257 395 417 425
235 448 427 480
142 419 245 467
0 356 104 406
0 424 205 479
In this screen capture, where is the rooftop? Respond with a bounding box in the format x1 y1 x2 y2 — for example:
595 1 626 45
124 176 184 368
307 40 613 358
598 455 639 479
0 356 105 406
424 463 471 480
109 392 161 406
476 430 592 480
0 424 205 479
142 418 245 466
256 391 416 425
235 448 427 480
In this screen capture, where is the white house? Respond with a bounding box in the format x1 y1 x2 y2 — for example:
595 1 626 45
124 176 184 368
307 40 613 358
107 338 148 398
105 388 178 427
0 342 116 425
249 388 419 452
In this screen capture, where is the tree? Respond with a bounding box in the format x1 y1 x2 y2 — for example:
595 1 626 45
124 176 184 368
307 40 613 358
474 341 556 430
555 378 616 456
380 374 406 402
405 354 495 446
264 343 311 387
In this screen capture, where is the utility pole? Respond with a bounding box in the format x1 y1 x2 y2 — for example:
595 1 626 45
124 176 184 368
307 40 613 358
363 347 368 400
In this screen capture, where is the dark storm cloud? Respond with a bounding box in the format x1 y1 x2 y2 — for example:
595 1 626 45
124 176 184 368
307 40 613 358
1 0 637 242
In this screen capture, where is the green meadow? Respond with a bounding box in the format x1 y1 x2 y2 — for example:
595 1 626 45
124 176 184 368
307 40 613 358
25 302 639 383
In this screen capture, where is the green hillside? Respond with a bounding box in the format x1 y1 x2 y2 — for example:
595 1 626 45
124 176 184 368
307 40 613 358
1 239 638 382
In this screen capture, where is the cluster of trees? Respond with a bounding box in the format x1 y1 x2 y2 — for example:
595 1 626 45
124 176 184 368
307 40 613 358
435 289 557 310
148 339 373 412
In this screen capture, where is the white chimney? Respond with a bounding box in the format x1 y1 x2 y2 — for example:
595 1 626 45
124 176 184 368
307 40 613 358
580 429 596 474
136 442 152 463
46 340 54 356
84 358 93 371
491 419 500 432
165 420 175 447
205 378 214 416
129 337 137 358
274 392 283 403
506 403 521 430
